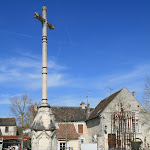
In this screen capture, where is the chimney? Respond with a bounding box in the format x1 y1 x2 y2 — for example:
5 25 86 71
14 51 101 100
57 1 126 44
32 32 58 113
80 101 85 109
86 96 90 118
132 91 136 98
87 103 90 118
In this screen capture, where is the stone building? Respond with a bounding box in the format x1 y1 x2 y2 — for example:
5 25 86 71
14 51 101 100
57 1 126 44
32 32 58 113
30 87 150 150
0 118 16 136
0 118 19 148
30 104 94 150
87 87 150 150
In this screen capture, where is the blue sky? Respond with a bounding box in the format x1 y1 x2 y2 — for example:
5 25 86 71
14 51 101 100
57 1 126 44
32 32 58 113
0 0 150 117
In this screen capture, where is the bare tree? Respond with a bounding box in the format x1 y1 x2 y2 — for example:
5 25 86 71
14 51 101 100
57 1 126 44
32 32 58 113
143 76 150 112
9 94 32 150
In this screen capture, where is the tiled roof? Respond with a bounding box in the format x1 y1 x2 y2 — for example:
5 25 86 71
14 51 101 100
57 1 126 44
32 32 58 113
87 89 122 120
0 118 16 126
31 106 93 122
51 107 94 122
56 123 80 139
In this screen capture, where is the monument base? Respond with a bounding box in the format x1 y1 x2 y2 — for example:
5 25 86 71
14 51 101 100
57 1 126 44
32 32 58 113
31 104 58 150
32 130 57 150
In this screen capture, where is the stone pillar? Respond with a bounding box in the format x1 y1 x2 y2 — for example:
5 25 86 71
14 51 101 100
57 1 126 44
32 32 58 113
42 6 48 105
31 6 58 150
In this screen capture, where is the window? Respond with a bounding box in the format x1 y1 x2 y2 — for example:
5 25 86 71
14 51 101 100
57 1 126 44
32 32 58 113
5 126 9 133
136 119 141 133
60 143 65 150
78 124 83 133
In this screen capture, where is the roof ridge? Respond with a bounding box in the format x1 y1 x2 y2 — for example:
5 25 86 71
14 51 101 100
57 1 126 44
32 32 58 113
51 106 82 108
51 106 94 108
87 88 122 120
101 88 123 101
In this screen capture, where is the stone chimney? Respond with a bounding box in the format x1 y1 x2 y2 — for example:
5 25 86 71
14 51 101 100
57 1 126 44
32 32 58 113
87 103 90 118
80 101 85 109
132 91 136 98
86 96 91 118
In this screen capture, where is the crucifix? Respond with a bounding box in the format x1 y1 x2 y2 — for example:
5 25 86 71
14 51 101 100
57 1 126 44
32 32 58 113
32 6 57 150
34 6 55 105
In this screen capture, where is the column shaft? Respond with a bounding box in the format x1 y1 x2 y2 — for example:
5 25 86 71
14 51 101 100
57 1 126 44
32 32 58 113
42 7 48 104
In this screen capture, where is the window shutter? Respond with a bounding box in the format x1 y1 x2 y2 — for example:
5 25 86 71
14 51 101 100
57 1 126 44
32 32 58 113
78 124 83 133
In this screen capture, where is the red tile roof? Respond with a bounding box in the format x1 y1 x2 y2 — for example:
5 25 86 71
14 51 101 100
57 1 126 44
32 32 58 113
56 123 80 140
0 136 30 141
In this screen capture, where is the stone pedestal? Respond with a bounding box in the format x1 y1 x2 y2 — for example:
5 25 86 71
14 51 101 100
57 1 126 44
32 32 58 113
31 104 58 150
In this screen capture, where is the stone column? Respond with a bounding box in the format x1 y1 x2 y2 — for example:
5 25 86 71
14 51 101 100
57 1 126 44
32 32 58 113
31 6 58 150
42 6 48 105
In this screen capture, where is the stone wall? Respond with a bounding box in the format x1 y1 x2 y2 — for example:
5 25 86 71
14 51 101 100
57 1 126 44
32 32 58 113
0 126 16 136
86 88 150 150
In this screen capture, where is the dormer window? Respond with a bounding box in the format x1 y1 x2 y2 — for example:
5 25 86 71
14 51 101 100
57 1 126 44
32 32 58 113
5 126 9 133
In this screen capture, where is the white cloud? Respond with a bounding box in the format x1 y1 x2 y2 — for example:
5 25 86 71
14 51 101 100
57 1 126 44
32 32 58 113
107 65 148 85
15 50 40 59
0 51 68 90
48 60 67 70
27 73 69 90
91 64 149 90
0 49 149 106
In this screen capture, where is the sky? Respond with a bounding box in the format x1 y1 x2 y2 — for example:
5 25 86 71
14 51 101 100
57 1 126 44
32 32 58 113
0 0 150 117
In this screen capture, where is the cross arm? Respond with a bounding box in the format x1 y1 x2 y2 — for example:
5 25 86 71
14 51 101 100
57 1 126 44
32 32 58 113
47 22 55 30
34 12 55 30
34 12 45 23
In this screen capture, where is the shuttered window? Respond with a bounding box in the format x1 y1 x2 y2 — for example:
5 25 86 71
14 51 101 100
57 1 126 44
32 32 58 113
78 124 83 133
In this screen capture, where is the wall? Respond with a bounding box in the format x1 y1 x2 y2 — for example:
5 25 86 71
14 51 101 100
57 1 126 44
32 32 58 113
73 121 91 144
86 88 150 150
0 126 16 136
87 117 102 143
58 139 78 150
69 139 79 150
103 88 150 149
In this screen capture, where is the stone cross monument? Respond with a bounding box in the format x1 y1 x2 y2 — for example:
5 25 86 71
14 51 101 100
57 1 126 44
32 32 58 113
31 6 57 150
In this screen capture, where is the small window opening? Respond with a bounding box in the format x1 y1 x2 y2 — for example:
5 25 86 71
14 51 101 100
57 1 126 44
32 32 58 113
5 126 9 133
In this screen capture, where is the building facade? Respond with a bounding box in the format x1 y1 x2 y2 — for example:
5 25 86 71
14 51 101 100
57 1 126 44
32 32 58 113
31 87 150 150
0 118 16 136
87 87 150 150
30 102 94 150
